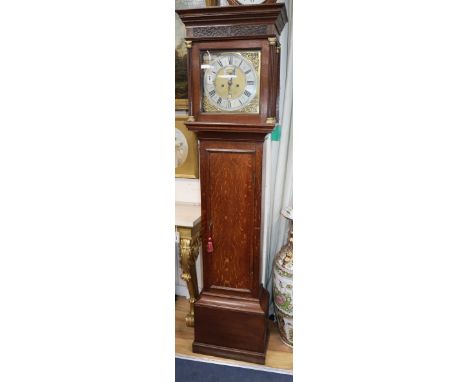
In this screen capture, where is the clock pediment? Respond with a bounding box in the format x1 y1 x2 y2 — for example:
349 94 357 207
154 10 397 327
177 3 287 41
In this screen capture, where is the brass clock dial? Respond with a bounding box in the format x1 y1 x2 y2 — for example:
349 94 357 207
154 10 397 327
201 50 261 114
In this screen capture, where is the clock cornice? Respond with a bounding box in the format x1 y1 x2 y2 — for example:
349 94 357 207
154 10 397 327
176 4 288 40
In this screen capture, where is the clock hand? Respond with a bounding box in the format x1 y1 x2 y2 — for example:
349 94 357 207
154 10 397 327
227 76 233 98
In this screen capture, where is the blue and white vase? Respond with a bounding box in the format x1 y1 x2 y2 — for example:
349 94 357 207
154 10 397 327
272 207 293 347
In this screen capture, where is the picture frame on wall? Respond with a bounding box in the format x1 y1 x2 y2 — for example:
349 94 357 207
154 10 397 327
175 12 189 111
175 115 199 178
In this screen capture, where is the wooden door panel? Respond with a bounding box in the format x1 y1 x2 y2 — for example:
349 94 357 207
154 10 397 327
207 148 254 292
200 140 261 296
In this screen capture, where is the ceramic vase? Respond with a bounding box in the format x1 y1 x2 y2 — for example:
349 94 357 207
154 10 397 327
272 207 293 347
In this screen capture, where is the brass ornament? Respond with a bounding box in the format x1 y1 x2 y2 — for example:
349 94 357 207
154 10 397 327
202 96 260 113
242 51 260 69
268 37 277 46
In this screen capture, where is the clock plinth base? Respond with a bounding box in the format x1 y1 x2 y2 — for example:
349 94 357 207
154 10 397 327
193 287 270 365
193 341 267 365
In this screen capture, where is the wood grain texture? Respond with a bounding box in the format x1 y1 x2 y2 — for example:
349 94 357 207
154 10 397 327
185 122 276 135
207 148 255 291
267 37 280 120
175 298 293 371
193 285 269 364
195 303 266 352
200 139 263 297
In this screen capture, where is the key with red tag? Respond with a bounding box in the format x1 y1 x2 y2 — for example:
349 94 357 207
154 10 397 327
206 237 214 254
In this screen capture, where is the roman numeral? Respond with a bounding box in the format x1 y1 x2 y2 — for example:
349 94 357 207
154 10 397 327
217 97 222 105
209 89 216 97
227 100 231 109
217 59 223 67
237 60 243 67
228 56 233 65
247 80 255 85
245 69 251 74
244 90 251 97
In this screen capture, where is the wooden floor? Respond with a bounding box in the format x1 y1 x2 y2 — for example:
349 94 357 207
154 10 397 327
175 297 293 373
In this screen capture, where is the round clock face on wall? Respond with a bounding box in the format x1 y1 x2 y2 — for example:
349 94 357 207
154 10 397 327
175 128 188 168
201 50 261 114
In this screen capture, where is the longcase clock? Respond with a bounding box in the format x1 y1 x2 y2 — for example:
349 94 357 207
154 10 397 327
176 4 287 365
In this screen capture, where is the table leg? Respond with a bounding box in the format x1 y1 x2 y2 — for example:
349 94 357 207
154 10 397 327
179 234 200 327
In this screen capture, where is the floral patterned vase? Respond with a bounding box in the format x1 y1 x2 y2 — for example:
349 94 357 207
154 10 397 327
273 207 293 347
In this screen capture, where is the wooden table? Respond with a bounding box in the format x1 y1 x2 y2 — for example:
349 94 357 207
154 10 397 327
175 203 201 327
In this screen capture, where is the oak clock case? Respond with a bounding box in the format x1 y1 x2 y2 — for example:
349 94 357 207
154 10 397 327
176 3 287 365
